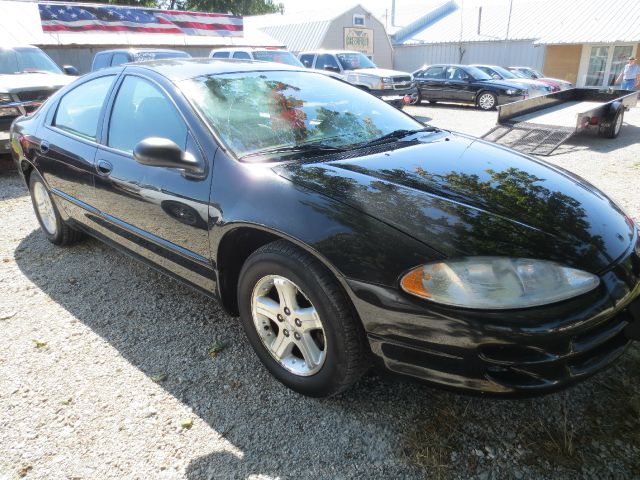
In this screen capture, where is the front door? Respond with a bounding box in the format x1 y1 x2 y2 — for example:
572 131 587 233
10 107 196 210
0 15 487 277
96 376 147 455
584 45 636 87
92 73 215 291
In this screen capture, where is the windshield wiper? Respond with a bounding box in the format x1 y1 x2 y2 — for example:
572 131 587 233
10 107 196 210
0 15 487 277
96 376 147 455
240 141 346 160
357 126 439 148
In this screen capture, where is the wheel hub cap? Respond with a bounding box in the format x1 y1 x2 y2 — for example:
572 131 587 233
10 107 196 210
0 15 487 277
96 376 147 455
33 182 57 235
251 275 326 376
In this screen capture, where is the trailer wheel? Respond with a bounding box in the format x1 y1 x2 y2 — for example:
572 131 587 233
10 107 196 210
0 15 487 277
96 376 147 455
600 108 624 139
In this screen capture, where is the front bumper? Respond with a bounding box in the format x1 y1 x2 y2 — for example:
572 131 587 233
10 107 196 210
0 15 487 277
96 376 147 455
347 236 640 396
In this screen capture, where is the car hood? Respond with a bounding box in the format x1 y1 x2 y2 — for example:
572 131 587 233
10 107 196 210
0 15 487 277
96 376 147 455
0 73 73 93
273 132 634 273
348 68 412 78
477 79 526 90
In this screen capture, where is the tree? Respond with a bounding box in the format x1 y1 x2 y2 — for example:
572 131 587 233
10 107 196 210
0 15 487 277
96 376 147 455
66 0 283 14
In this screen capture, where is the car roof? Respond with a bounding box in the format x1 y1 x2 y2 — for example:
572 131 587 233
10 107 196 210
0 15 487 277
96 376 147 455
298 50 360 55
99 48 188 54
120 57 304 81
211 47 290 52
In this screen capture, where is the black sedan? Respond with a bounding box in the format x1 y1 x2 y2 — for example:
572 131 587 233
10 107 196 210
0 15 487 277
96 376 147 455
413 64 528 110
11 59 640 397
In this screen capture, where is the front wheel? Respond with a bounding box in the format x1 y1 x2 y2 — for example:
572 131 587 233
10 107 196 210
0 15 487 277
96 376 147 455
477 92 497 110
238 240 369 397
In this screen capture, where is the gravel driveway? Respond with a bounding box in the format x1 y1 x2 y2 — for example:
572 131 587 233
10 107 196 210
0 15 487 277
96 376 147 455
1 105 639 480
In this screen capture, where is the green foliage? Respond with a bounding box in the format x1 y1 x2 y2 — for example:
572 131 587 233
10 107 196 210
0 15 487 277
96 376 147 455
66 0 283 14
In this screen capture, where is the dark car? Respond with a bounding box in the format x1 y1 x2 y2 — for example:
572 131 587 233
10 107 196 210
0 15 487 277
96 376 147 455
413 64 529 110
11 59 640 398
91 48 191 71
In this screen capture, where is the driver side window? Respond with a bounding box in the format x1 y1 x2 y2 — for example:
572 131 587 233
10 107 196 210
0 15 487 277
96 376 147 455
315 54 340 71
108 76 187 154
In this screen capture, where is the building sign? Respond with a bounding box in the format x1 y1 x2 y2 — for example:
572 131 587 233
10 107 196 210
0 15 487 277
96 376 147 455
344 28 374 56
38 2 243 37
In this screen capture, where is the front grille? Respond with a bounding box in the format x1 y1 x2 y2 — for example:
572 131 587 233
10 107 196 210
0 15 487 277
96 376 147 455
391 75 413 90
16 89 57 102
392 76 412 83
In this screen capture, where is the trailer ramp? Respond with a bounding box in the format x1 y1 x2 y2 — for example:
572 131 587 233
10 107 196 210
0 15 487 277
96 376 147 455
482 122 575 156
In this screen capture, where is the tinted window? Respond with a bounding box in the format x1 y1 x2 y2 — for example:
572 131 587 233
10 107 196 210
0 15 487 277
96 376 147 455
92 52 111 71
108 76 187 153
111 52 131 66
315 54 340 71
54 76 115 140
211 51 230 59
446 67 469 81
233 51 252 60
131 51 191 62
423 67 445 79
464 66 492 80
0 47 63 75
299 54 314 68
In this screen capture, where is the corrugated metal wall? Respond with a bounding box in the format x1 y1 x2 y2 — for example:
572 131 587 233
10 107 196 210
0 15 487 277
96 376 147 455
42 46 215 74
393 40 546 72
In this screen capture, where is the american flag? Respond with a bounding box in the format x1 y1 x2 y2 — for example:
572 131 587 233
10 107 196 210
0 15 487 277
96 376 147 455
38 2 243 36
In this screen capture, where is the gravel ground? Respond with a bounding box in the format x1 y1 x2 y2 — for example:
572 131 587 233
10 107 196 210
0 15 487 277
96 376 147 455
1 104 639 480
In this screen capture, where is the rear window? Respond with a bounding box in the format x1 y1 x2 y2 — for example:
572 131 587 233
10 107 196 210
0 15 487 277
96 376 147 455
251 51 303 67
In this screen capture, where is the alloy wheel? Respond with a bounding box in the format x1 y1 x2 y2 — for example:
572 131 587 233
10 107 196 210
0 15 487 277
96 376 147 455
478 93 496 110
251 275 326 376
33 182 57 235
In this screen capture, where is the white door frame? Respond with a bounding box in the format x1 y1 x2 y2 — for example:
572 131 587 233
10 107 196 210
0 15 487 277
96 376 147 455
577 43 638 87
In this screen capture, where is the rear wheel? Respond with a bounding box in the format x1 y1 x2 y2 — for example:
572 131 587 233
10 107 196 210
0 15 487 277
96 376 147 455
237 240 369 397
29 171 84 246
477 92 497 110
600 108 624 138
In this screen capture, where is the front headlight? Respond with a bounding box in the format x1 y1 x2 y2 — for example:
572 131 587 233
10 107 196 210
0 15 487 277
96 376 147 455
0 93 13 104
380 77 394 89
400 257 600 309
505 89 524 95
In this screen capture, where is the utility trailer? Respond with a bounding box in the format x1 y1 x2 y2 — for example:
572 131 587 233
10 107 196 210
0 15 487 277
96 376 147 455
482 88 638 155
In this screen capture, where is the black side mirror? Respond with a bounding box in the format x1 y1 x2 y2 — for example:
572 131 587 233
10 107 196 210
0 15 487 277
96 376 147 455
133 137 203 176
63 65 79 76
324 65 340 73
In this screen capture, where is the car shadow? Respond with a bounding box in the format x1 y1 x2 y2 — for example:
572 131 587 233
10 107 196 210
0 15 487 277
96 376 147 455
552 122 640 155
13 229 640 478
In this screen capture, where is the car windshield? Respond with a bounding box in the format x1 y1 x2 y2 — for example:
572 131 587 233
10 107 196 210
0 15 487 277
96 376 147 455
0 47 63 75
252 51 304 67
490 66 519 79
180 70 422 160
465 66 493 80
336 53 376 70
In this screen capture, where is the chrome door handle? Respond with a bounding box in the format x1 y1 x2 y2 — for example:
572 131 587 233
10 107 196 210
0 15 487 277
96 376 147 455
39 140 49 154
96 159 113 176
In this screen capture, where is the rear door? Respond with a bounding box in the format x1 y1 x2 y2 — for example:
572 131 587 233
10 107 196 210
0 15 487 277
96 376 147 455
443 66 474 102
37 74 117 227
415 66 445 100
92 70 216 290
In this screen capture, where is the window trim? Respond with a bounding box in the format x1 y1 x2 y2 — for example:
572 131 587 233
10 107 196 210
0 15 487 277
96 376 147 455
47 73 118 146
353 14 365 26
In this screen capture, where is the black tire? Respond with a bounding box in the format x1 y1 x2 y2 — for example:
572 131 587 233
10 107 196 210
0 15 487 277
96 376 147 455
237 240 369 397
599 108 624 139
411 92 422 105
477 91 497 110
28 170 84 246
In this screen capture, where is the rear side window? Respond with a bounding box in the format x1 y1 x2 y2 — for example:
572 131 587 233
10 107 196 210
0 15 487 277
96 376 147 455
92 52 112 71
424 67 445 79
233 51 252 60
108 76 187 153
54 75 115 140
299 54 314 68
111 52 131 66
211 51 230 59
315 54 339 71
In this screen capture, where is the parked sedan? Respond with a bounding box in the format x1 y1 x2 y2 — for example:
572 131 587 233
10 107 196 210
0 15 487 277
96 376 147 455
413 64 528 110
472 64 553 97
508 66 573 91
11 59 640 398
91 48 191 71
